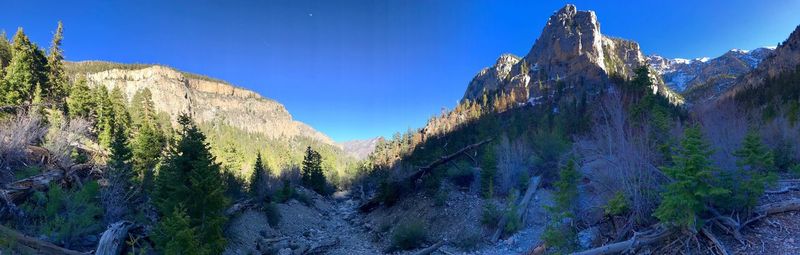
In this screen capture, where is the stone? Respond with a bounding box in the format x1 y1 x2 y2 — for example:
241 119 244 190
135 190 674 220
577 226 600 250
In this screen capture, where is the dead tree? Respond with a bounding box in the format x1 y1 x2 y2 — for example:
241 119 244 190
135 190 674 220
0 224 87 255
95 221 134 255
491 175 541 243
359 139 492 212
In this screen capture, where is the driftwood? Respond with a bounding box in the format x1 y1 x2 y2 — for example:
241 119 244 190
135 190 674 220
0 224 87 255
412 240 445 255
95 221 134 255
712 198 800 242
700 227 729 255
225 199 259 216
570 226 674 255
304 237 340 254
491 176 541 243
359 139 492 212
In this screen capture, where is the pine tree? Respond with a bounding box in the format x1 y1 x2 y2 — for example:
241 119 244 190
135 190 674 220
542 159 580 254
480 146 497 198
250 152 270 201
94 86 116 148
153 206 205 255
132 119 165 194
301 146 326 194
110 86 132 131
1 28 48 106
104 121 134 222
46 21 68 107
154 114 228 254
0 31 11 70
716 129 778 213
66 76 94 118
653 126 728 230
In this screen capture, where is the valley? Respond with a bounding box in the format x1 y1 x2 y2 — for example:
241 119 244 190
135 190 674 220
1 3 800 255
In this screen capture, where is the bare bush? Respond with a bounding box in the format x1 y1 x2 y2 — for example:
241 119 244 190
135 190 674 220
575 92 666 223
495 134 532 195
43 117 92 169
696 101 749 171
0 111 47 183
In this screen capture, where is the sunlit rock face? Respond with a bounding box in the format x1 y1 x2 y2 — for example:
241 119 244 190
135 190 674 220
464 4 682 105
82 65 334 145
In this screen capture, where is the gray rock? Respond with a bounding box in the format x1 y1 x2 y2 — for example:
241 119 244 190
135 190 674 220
577 226 600 250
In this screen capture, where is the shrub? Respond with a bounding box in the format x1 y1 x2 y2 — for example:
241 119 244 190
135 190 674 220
503 192 521 235
434 190 447 207
21 181 103 248
604 192 629 216
378 178 401 206
391 220 427 250
446 164 474 187
454 228 483 251
480 202 502 228
264 202 281 227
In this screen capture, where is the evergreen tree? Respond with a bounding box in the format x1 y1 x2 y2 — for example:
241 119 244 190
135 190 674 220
154 114 228 254
105 121 134 222
0 31 11 70
153 206 205 255
653 126 728 230
46 21 68 107
130 88 157 127
542 159 580 254
250 152 270 201
110 86 132 131
66 76 94 118
301 146 326 194
716 130 777 213
480 146 497 198
132 119 165 194
1 28 48 106
93 86 116 148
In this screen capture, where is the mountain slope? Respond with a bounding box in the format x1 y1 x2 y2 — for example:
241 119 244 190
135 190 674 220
647 47 775 103
463 4 682 105
339 137 382 160
66 61 335 145
722 25 800 100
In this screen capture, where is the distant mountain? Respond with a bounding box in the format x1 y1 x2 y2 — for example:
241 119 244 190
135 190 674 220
338 137 382 160
463 4 682 105
65 61 335 145
722 25 800 100
647 47 775 102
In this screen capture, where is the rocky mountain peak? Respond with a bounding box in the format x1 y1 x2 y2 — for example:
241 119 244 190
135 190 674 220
722 25 800 99
463 4 680 104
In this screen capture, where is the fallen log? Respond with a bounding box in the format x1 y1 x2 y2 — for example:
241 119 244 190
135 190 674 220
304 237 340 254
491 176 541 243
0 224 87 255
95 221 134 255
412 240 445 255
225 199 258 216
700 227 729 255
1 163 94 203
765 185 800 194
358 139 492 212
570 227 674 255
740 198 800 229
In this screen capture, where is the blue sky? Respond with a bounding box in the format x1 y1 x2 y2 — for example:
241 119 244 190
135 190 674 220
3 0 799 141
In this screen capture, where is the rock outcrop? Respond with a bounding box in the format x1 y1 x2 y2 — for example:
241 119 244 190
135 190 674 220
72 63 335 145
463 4 681 105
338 137 382 160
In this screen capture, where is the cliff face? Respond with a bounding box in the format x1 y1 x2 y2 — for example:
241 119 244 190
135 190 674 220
463 4 681 104
75 64 334 145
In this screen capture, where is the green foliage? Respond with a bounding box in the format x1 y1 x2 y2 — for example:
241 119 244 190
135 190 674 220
377 178 401 206
250 152 270 201
131 120 165 194
480 146 497 198
154 114 228 254
275 179 296 203
503 192 522 235
604 192 630 216
263 202 281 227
715 130 778 213
22 181 103 249
0 31 11 70
1 28 48 106
653 126 728 230
153 206 205 255
66 76 94 118
46 21 68 107
301 146 328 195
453 229 482 251
542 159 581 254
446 162 474 187
480 202 502 227
391 220 427 250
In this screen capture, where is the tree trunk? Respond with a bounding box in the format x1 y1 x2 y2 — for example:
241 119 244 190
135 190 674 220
95 221 134 255
0 224 87 255
412 240 445 255
358 139 492 212
570 227 674 255
491 176 541 243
